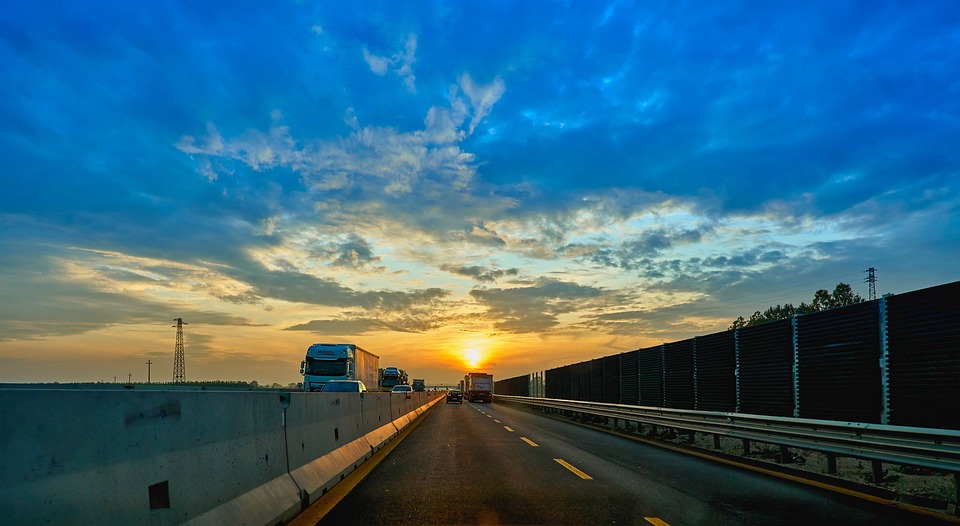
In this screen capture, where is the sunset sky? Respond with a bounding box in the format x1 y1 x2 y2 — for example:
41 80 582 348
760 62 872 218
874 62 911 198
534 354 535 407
2 1 958 386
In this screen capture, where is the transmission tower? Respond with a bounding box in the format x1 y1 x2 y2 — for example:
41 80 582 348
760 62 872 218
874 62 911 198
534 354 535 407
173 318 187 383
864 267 877 301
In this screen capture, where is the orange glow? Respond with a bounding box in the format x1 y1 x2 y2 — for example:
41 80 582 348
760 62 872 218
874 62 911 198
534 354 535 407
463 347 483 369
457 338 494 371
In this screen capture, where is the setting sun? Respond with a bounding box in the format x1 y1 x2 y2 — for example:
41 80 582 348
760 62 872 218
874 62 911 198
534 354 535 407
463 347 484 369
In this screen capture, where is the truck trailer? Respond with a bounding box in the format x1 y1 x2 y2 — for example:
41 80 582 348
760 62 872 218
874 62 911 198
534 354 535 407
300 343 379 392
463 372 493 403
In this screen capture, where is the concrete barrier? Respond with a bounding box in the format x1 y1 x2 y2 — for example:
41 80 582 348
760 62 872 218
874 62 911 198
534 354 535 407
0 388 442 525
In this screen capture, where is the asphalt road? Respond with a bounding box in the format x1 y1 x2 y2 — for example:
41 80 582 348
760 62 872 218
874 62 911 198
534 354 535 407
312 400 951 525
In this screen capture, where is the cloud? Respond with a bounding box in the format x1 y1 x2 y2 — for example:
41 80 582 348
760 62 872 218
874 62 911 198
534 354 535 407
439 264 519 283
579 225 712 270
460 73 506 134
0 248 258 342
469 278 605 333
363 34 418 92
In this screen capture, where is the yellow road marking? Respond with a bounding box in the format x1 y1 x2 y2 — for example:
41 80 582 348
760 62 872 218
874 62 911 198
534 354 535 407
486 414 493 418
521 437 539 447
494 419 502 423
504 426 514 432
554 458 592 480
645 518 670 526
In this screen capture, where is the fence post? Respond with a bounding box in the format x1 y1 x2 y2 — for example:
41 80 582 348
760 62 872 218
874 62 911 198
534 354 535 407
792 315 800 418
734 328 742 414
878 296 890 425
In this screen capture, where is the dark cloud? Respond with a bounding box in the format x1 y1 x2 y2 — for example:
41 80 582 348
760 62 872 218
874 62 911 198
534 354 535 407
439 264 519 283
469 278 605 333
568 225 712 271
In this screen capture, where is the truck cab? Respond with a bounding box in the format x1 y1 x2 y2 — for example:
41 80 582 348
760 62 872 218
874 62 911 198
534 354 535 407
301 343 378 392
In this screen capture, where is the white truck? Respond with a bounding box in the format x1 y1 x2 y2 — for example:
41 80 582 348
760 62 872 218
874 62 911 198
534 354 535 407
464 372 493 403
300 343 379 392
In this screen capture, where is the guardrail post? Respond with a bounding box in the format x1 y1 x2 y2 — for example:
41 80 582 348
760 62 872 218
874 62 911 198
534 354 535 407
826 453 837 474
779 445 790 464
951 472 959 516
713 434 721 449
743 438 751 455
871 460 884 483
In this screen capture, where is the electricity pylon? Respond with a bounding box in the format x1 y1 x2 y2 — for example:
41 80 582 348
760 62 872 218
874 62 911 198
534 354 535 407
173 318 187 383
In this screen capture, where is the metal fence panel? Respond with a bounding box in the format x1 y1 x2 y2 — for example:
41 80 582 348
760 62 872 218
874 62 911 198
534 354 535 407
590 358 605 402
619 350 640 406
545 367 560 398
602 354 620 403
694 331 736 411
638 345 663 406
795 301 881 422
886 281 960 430
579 361 593 402
737 318 795 417
663 339 695 409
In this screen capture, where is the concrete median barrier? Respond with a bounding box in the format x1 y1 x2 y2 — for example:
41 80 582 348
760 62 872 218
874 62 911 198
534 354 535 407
0 388 441 525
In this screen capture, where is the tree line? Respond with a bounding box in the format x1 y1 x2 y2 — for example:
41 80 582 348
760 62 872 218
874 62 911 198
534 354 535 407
729 282 863 330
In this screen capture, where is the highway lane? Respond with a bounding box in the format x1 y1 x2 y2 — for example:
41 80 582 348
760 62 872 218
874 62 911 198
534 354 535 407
311 400 950 525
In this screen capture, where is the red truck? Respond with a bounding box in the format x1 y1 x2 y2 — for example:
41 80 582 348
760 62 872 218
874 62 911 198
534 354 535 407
463 372 493 403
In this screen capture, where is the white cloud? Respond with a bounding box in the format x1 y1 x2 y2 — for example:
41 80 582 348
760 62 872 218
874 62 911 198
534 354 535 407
362 34 418 92
362 48 391 75
459 73 506 134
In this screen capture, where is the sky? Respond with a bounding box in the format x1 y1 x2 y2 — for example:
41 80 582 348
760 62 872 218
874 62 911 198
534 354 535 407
1 1 958 387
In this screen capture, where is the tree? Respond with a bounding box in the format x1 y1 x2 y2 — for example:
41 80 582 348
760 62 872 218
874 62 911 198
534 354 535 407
729 282 863 329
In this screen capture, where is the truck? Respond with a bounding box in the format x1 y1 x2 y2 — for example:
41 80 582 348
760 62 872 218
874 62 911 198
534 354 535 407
463 372 493 403
412 378 426 392
378 367 408 392
300 343 379 392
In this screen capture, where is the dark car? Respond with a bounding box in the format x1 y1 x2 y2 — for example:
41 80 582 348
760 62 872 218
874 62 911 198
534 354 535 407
446 389 463 404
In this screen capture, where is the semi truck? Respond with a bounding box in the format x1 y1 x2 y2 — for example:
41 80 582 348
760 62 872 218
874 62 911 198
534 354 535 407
300 343 379 392
378 367 408 392
463 372 493 403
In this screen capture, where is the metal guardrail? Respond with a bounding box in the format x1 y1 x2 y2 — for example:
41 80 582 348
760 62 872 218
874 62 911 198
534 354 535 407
495 395 960 474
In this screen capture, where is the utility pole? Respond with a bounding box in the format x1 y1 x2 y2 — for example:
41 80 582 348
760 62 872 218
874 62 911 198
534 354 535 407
127 372 132 384
146 360 153 384
173 318 187 383
864 267 877 301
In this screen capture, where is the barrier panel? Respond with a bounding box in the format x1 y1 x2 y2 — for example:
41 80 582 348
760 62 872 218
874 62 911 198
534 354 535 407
0 388 441 525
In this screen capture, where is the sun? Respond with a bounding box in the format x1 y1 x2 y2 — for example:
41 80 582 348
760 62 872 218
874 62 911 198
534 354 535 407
463 347 484 369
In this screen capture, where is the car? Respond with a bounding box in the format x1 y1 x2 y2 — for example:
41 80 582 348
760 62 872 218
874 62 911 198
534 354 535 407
446 389 462 404
391 384 413 398
320 380 368 393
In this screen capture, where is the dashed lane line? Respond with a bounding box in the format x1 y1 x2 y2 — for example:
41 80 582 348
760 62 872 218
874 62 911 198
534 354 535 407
554 458 593 480
644 518 670 526
520 437 539 447
504 426 514 432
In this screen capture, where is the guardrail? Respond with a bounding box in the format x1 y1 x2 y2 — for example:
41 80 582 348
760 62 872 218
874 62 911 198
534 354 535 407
496 394 960 502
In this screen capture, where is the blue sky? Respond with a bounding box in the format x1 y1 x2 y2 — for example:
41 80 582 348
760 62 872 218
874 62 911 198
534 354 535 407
1 1 958 385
